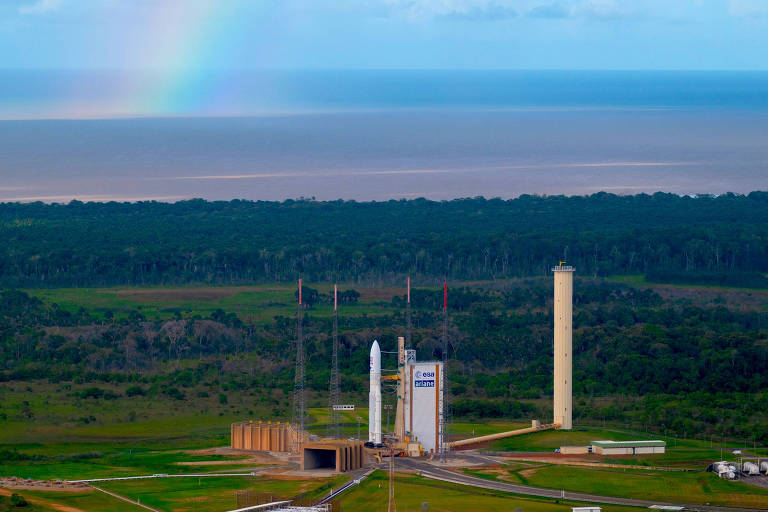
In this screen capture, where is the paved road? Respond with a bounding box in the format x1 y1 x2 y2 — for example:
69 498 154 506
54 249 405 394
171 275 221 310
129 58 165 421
317 468 374 504
396 457 768 512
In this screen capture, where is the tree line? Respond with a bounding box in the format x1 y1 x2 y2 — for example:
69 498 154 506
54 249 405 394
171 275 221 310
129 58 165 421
1 192 767 287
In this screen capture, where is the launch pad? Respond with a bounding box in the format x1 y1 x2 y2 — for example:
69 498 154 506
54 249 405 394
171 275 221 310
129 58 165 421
366 334 445 457
232 266 576 464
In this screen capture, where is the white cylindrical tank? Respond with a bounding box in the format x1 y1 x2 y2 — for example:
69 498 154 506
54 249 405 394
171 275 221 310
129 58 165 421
761 461 768 474
743 462 760 475
368 340 382 445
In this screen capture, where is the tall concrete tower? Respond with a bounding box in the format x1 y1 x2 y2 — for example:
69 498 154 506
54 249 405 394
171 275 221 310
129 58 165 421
552 264 574 430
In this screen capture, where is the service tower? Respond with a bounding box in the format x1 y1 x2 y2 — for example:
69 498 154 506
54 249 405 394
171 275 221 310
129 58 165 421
552 263 574 430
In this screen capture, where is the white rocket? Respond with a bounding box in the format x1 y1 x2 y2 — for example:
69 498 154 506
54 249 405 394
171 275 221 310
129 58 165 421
368 339 382 444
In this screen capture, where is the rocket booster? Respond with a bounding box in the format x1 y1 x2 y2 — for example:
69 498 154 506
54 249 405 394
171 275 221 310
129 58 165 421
368 339 382 444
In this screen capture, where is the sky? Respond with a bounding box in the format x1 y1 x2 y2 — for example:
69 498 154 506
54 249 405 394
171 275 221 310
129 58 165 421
1 0 768 70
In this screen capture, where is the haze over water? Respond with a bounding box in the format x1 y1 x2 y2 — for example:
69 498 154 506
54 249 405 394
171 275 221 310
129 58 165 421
1 70 767 202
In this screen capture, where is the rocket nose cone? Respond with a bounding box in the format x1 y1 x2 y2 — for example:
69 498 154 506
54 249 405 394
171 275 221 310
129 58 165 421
371 339 380 355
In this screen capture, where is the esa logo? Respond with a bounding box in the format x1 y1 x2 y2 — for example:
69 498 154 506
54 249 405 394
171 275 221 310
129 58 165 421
414 370 435 379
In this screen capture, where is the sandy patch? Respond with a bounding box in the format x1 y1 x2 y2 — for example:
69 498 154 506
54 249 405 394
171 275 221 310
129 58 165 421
0 487 89 512
518 468 541 478
0 479 91 493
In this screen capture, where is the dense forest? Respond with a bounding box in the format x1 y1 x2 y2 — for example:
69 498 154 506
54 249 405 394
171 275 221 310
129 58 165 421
1 192 768 287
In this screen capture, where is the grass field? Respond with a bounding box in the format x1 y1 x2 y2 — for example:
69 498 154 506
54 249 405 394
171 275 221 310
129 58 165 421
24 283 417 323
487 426 729 467
522 464 768 509
607 274 768 291
97 474 346 512
338 470 644 512
1 488 138 512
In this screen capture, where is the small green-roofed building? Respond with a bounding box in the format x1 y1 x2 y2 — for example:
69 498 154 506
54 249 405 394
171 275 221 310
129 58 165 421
591 439 666 455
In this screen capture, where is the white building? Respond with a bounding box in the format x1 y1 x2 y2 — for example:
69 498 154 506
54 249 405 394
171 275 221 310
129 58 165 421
591 440 666 455
404 360 444 453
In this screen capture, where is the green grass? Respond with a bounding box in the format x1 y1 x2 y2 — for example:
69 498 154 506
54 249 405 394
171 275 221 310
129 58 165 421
0 448 263 481
523 464 768 509
24 283 416 323
0 489 138 512
488 426 659 452
607 274 768 292
338 470 644 512
98 474 346 512
487 426 726 466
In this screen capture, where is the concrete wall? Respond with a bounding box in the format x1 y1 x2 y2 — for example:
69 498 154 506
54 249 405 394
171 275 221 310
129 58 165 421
300 442 364 472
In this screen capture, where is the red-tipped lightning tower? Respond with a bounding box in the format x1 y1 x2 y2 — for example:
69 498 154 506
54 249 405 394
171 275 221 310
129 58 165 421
439 279 450 462
406 277 412 349
328 284 341 439
292 278 306 450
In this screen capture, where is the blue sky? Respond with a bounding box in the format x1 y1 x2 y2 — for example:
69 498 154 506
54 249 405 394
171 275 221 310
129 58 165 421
1 0 768 70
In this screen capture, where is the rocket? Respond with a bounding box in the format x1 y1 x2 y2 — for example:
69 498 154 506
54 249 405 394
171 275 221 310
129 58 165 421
368 339 382 445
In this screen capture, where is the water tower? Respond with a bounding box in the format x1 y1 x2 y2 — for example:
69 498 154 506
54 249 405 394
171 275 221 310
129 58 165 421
552 263 574 430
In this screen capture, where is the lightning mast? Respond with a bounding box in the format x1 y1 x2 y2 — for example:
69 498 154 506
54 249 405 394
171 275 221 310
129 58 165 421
329 284 341 439
406 277 412 349
439 280 450 462
292 279 305 451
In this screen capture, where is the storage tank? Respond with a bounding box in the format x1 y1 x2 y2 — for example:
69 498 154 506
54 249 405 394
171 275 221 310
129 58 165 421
744 462 760 475
760 461 768 474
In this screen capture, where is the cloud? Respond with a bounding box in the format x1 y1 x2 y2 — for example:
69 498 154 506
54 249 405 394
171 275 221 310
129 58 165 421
729 0 768 17
437 3 517 21
18 0 64 15
528 2 571 18
527 0 639 21
381 0 519 21
571 0 637 20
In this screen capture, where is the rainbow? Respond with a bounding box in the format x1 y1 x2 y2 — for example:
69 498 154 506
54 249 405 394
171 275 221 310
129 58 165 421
50 1 262 119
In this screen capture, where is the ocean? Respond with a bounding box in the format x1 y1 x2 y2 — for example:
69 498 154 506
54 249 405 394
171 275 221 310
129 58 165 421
1 70 767 202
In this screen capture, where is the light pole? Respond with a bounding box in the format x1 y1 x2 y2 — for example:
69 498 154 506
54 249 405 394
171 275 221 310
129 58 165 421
384 404 393 434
